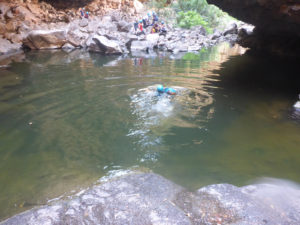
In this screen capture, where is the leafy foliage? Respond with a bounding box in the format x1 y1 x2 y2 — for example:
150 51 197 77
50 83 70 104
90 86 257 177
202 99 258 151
177 11 212 33
172 0 235 30
146 0 236 31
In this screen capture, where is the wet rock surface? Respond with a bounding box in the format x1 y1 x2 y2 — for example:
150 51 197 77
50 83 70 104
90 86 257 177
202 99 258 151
1 173 300 225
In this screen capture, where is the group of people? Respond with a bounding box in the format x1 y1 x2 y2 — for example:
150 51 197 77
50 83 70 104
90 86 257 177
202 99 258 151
134 11 167 36
79 8 89 19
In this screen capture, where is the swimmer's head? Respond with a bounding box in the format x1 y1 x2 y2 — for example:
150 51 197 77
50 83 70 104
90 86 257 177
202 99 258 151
167 88 176 95
157 85 164 93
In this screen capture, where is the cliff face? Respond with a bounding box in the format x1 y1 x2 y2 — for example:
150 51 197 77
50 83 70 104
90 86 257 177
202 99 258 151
0 0 138 54
41 0 135 10
208 0 300 56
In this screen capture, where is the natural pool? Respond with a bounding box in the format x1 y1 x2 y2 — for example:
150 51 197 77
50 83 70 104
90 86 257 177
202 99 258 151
1 43 300 220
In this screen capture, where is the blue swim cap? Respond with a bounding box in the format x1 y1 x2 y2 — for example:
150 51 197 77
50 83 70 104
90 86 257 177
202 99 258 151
157 85 164 93
165 88 176 95
168 88 176 93
161 21 164 24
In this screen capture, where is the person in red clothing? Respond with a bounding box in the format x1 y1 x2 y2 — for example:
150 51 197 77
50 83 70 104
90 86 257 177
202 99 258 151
138 20 145 35
84 11 89 19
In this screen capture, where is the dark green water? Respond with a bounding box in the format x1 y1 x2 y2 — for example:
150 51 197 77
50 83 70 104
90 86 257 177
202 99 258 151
1 44 300 219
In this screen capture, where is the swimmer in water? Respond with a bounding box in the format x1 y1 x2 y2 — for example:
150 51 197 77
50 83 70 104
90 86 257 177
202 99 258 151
157 85 177 95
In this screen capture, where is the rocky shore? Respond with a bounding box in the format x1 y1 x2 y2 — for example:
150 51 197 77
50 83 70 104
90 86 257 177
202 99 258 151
1 172 300 225
0 0 252 58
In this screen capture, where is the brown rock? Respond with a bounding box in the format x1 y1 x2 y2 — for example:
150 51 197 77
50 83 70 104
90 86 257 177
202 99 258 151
5 20 19 32
26 3 42 16
0 22 6 35
15 5 37 22
0 3 10 20
4 32 23 44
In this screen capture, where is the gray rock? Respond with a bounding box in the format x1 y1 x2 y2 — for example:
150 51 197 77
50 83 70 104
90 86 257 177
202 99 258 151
62 43 75 49
67 26 89 47
0 173 190 225
1 173 300 225
85 35 102 52
91 35 123 54
0 38 21 55
23 30 67 49
79 18 89 27
146 33 159 48
198 181 300 225
188 45 201 52
130 40 151 52
211 31 221 40
191 25 206 36
117 20 132 33
223 23 238 36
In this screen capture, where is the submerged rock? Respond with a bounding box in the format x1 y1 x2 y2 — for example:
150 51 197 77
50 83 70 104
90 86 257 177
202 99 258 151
1 173 300 225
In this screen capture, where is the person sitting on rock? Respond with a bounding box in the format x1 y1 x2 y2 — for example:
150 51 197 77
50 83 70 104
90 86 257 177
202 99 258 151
134 20 139 34
138 20 145 35
84 11 89 19
157 85 177 95
159 21 167 35
153 23 160 33
152 11 158 26
79 8 85 18
151 23 157 33
142 17 149 29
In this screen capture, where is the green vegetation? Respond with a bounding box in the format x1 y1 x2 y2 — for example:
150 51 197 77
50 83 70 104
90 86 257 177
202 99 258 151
177 11 212 33
147 0 236 32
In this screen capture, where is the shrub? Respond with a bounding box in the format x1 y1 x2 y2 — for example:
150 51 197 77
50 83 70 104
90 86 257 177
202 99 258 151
177 11 212 33
173 0 235 30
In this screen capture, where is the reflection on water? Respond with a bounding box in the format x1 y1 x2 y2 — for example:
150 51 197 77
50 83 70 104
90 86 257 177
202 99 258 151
1 43 300 220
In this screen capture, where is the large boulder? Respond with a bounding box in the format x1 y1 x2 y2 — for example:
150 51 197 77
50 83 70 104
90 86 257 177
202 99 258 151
1 173 300 225
23 30 67 49
117 20 132 33
85 35 101 52
88 35 123 54
146 33 160 48
130 40 151 52
66 27 89 47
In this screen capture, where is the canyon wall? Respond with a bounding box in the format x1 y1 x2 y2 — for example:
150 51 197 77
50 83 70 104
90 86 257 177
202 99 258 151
208 0 300 56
